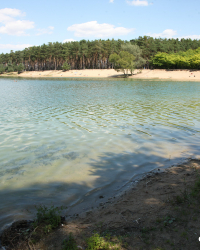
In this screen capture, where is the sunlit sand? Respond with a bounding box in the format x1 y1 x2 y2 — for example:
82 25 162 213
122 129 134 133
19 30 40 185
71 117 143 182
1 69 200 81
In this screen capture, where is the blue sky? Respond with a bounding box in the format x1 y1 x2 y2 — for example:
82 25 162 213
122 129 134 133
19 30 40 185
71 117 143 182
0 0 200 53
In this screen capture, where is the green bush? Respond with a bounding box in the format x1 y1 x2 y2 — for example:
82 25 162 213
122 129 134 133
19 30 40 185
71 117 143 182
152 47 200 69
86 233 110 250
34 204 64 230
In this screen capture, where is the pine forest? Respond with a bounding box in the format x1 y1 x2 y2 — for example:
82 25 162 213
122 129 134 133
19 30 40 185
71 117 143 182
1 36 200 72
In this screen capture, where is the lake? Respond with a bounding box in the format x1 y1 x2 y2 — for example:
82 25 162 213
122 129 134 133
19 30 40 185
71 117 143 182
0 77 200 230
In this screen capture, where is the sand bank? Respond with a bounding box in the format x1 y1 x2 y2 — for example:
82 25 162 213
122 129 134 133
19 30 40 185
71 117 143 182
1 69 200 81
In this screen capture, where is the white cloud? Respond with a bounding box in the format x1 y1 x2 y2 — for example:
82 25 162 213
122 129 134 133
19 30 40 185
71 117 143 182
0 8 34 36
147 29 177 38
178 35 200 40
109 0 114 3
0 44 32 50
67 21 134 38
63 38 77 43
0 8 25 23
37 26 54 36
0 20 34 36
147 29 200 40
126 0 149 6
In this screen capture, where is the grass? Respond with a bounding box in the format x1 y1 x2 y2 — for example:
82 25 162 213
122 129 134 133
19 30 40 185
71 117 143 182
28 204 66 245
29 205 66 244
0 204 66 249
85 233 121 250
33 204 64 231
62 233 78 250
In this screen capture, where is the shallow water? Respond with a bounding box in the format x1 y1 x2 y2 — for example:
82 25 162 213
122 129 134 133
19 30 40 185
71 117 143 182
0 77 200 230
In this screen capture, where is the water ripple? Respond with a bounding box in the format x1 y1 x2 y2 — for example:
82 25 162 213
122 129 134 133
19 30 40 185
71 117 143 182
0 78 200 229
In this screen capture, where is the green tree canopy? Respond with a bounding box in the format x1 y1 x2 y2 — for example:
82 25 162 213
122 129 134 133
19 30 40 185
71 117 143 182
1 37 200 71
109 51 135 76
62 62 71 71
7 61 14 73
0 64 5 74
121 43 146 68
151 47 200 69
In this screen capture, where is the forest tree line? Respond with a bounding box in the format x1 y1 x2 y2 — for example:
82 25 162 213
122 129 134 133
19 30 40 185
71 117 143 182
0 36 200 72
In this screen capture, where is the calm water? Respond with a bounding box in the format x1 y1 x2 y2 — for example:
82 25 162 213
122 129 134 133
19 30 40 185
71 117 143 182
0 77 200 230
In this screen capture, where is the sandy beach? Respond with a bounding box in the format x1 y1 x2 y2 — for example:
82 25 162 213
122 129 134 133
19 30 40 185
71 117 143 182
1 69 200 81
130 69 200 81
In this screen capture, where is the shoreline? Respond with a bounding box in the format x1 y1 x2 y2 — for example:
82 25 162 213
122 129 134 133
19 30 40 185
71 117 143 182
1 69 200 81
1 158 200 249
